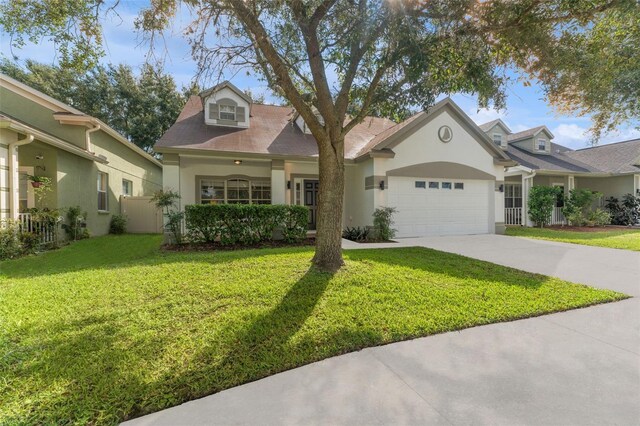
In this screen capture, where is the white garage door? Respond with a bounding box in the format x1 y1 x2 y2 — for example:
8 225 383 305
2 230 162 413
388 177 492 238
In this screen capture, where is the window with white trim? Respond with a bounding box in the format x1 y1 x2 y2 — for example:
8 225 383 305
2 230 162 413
219 104 236 121
97 172 108 211
505 184 522 208
199 178 271 204
428 181 439 189
454 182 464 190
537 138 547 151
122 179 133 197
415 181 426 189
493 133 502 146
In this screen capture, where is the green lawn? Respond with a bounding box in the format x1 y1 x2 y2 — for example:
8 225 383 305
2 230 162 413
506 226 640 251
0 235 626 425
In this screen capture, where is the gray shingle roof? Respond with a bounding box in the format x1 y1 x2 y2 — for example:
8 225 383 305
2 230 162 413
566 139 640 174
478 118 511 133
507 125 554 142
505 143 602 173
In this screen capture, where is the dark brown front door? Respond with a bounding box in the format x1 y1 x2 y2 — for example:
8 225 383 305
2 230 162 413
304 180 319 230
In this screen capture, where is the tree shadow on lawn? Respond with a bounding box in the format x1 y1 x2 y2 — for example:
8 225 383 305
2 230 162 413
1 265 336 424
0 240 312 280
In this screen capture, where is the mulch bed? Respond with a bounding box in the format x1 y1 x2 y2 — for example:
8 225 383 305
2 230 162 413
162 238 316 252
545 225 636 233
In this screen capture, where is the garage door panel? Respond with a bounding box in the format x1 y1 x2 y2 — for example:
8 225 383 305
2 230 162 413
389 176 491 238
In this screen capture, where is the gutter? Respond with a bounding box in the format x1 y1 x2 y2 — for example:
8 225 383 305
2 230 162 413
85 124 100 151
8 133 34 219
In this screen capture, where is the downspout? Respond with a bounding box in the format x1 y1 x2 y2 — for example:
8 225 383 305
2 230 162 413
85 124 100 152
8 133 34 219
521 170 537 227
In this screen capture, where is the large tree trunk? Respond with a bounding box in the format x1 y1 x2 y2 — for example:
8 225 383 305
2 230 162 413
312 136 345 271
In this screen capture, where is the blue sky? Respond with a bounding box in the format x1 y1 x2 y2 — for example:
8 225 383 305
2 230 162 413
1 1 638 149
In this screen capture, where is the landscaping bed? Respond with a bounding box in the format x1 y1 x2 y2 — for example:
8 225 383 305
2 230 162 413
506 226 640 251
163 237 316 251
0 234 627 425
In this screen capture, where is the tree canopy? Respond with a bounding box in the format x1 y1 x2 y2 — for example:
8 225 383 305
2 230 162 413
0 60 192 154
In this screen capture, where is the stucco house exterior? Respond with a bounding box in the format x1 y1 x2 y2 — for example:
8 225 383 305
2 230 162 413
156 82 517 238
482 118 640 226
0 73 163 237
156 81 639 237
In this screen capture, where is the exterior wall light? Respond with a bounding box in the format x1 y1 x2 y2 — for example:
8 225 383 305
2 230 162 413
234 160 242 165
379 180 385 190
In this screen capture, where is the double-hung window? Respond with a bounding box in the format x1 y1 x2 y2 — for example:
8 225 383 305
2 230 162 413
219 105 236 121
493 133 502 146
97 172 108 211
537 138 547 151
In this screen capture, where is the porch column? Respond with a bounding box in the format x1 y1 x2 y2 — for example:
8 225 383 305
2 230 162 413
271 160 286 204
522 173 535 227
0 141 7 220
568 175 575 192
8 134 34 219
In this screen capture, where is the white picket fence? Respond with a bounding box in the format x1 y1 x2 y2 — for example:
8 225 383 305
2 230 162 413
18 213 57 245
505 207 522 225
505 206 566 226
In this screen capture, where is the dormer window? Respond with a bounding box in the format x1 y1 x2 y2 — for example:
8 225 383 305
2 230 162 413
219 105 236 121
537 138 547 151
493 133 502 146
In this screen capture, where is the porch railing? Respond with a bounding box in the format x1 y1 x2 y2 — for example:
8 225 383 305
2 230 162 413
18 213 57 245
505 207 522 225
550 206 566 225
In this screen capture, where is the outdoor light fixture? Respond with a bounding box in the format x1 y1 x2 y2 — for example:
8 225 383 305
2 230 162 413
499 184 504 193
379 180 385 190
287 180 291 189
234 159 242 165
35 154 44 160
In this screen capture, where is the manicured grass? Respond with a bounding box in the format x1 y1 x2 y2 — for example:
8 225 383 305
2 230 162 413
506 226 640 251
0 235 626 425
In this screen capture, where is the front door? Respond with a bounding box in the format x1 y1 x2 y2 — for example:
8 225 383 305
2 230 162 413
304 180 319 230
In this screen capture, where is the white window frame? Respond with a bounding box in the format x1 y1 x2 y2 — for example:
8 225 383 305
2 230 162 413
537 138 547 151
219 104 236 121
97 172 109 212
199 178 271 205
493 133 502 146
504 183 523 208
122 179 133 197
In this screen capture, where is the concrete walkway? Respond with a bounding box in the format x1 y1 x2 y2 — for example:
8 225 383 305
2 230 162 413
124 235 640 426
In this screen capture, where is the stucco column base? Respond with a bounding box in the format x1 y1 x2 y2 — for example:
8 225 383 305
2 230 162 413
495 222 506 234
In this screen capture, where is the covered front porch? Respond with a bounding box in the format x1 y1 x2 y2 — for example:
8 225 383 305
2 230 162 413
504 166 577 227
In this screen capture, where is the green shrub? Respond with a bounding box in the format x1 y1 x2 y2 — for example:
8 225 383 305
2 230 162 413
586 208 611 227
61 206 89 240
562 189 602 225
109 214 128 234
528 186 561 227
606 194 640 225
184 204 308 245
19 232 41 253
281 205 309 243
0 220 24 260
342 226 370 242
372 207 397 241
151 190 184 244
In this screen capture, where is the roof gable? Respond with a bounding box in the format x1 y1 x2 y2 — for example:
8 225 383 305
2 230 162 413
199 81 252 105
507 126 554 143
360 98 513 163
479 118 511 134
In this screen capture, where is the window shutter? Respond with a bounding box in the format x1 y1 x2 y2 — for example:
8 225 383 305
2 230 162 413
236 106 245 123
209 103 219 120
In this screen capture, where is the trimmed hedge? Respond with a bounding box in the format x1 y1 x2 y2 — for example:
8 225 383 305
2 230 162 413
185 204 308 245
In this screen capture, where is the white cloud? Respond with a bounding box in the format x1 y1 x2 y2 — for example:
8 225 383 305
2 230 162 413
552 123 589 149
466 107 507 125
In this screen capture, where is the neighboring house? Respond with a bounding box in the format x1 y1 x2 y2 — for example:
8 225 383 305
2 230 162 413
156 81 516 238
480 118 640 226
0 73 163 237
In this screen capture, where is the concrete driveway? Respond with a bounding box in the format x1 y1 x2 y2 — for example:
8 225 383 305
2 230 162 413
124 235 640 426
